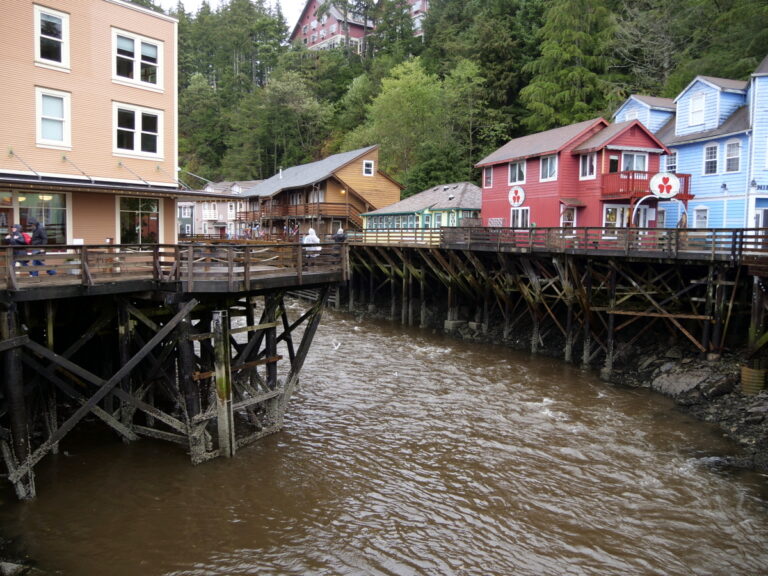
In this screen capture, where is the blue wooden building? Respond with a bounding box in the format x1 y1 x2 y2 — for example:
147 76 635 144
614 54 768 228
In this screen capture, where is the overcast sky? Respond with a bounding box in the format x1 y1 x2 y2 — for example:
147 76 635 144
157 0 305 29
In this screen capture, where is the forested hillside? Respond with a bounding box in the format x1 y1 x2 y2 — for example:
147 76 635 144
140 0 767 196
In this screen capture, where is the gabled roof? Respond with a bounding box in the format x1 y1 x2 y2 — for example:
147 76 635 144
290 0 373 41
363 182 480 216
656 106 751 146
475 118 607 167
675 76 748 102
572 120 668 154
754 54 768 76
630 95 676 111
241 145 379 198
205 180 262 195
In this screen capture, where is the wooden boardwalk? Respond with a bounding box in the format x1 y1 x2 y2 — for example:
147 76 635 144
1 241 348 301
351 226 768 265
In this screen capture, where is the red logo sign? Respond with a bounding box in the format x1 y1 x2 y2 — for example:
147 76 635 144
508 186 525 207
649 173 680 199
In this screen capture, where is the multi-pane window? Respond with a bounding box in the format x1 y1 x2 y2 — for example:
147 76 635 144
579 153 596 179
114 104 162 157
508 161 525 184
561 207 576 228
666 151 677 173
704 144 718 175
622 152 647 171
603 205 629 229
693 207 708 228
725 141 740 173
483 167 493 188
540 155 557 181
510 207 530 228
113 30 162 88
690 93 705 126
36 88 70 148
657 209 666 228
35 6 69 69
363 160 374 176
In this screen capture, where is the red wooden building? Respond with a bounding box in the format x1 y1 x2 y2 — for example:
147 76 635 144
476 118 692 229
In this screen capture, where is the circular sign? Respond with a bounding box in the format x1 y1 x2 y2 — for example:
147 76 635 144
650 172 680 199
508 186 525 207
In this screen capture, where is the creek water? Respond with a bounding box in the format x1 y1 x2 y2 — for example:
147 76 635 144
1 302 767 575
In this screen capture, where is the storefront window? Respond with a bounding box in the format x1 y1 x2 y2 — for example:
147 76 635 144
120 197 159 244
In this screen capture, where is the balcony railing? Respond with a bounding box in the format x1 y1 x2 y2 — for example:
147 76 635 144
236 202 363 228
601 171 693 200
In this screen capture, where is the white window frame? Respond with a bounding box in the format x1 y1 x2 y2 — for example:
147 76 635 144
579 153 596 180
113 102 163 159
363 160 375 176
693 206 709 228
483 167 493 188
540 155 557 182
703 143 718 175
560 206 577 228
603 204 630 229
510 207 530 228
624 109 639 121
184 224 191 234
34 5 70 70
508 161 525 185
621 152 647 172
36 87 71 149
656 208 667 228
112 28 164 91
665 150 677 173
725 140 740 173
690 93 705 126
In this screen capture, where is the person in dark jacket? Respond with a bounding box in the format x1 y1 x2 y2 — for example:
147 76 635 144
28 218 55 276
4 224 29 267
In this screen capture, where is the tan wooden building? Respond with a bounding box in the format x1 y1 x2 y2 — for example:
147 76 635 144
239 145 403 238
0 0 198 245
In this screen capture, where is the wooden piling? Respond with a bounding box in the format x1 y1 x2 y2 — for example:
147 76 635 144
212 310 235 458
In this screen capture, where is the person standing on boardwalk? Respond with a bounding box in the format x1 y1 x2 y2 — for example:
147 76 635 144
28 218 55 276
5 224 29 267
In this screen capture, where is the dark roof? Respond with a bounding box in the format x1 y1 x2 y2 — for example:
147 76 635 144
363 182 481 216
241 146 379 198
656 106 750 146
204 180 262 194
631 95 676 110
572 120 666 154
677 76 748 101
475 118 607 166
754 54 768 75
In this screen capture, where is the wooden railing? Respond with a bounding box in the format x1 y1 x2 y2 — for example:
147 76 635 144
601 171 692 200
351 226 768 262
1 242 346 293
236 202 364 228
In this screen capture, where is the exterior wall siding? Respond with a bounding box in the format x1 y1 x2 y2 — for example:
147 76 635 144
334 150 401 210
0 1 177 187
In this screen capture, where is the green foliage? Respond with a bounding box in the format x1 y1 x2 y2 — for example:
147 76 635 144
174 0 768 195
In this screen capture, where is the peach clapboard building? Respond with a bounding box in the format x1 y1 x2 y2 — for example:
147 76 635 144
0 0 195 245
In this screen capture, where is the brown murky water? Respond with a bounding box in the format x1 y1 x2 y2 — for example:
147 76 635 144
1 302 767 575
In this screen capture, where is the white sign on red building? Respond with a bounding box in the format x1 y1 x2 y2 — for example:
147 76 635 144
649 173 681 199
508 186 525 207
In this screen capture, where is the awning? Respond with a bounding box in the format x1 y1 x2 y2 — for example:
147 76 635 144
560 197 586 207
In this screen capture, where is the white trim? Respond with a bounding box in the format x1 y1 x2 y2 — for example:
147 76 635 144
363 160 374 176
113 101 164 159
111 28 164 91
35 86 71 149
690 92 705 126
725 139 740 173
483 166 493 188
579 152 596 180
692 205 709 228
703 143 718 175
540 154 557 182
34 5 70 71
508 160 526 185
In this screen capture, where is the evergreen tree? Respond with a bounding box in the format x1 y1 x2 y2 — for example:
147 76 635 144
520 0 621 130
